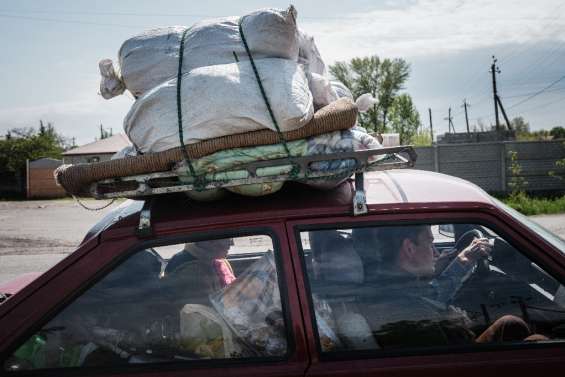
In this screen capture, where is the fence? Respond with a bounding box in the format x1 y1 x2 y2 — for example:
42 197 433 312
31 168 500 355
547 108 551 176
414 140 565 194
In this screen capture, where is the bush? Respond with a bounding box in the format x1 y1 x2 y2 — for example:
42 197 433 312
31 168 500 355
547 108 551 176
503 192 565 216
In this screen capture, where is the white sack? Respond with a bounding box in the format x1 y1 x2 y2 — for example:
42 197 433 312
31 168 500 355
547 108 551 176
308 73 338 109
125 59 314 153
298 30 326 76
115 6 299 98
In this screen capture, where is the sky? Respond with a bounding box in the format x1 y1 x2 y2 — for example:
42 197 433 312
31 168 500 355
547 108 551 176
1 0 565 145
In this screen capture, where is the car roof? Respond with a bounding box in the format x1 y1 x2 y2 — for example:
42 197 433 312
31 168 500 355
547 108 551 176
84 169 496 239
364 169 495 205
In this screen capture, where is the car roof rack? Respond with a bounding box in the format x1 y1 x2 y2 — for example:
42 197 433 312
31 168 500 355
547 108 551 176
91 145 417 215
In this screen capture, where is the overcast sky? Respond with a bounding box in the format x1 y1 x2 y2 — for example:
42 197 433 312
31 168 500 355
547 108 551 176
1 0 564 144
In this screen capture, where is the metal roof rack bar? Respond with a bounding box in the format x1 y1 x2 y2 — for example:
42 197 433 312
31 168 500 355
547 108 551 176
90 145 417 200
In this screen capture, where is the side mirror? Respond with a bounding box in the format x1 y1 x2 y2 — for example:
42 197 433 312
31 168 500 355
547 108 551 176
438 224 455 238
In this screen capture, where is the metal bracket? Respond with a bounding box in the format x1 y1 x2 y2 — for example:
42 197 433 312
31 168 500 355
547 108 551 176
136 199 153 238
353 172 367 216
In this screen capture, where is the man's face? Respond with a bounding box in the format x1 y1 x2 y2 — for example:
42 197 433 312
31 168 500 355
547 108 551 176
399 227 436 278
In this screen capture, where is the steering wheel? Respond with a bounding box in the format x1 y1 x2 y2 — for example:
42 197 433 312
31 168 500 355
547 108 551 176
454 228 490 277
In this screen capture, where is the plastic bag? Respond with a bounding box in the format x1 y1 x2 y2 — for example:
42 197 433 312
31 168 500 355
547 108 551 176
210 252 286 356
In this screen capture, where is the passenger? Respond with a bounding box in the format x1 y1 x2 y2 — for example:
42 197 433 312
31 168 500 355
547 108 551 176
366 225 536 347
165 238 236 306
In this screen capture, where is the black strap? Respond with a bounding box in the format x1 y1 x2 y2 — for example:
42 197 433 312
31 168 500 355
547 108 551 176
176 28 197 178
238 17 298 179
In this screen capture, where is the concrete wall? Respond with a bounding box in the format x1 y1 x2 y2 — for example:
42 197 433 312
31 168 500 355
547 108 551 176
62 153 114 165
414 140 565 194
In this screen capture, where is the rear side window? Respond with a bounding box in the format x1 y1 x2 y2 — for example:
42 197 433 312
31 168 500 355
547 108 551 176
299 224 565 355
4 235 288 371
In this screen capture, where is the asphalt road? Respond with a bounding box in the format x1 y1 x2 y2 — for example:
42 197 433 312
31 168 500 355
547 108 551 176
0 199 564 285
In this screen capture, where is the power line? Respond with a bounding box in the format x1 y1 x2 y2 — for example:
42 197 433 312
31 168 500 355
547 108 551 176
502 86 565 99
507 74 565 110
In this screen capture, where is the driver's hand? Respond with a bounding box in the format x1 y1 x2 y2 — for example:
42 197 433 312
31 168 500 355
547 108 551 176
457 238 493 266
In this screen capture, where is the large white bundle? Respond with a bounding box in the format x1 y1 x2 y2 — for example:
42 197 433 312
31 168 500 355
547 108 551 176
125 59 314 153
108 6 298 98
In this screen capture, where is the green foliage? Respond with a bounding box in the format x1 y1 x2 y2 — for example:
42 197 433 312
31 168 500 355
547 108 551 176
502 193 565 216
329 55 410 133
411 129 433 146
507 150 528 197
515 129 553 141
510 116 530 133
388 94 421 144
0 121 66 173
549 142 565 181
550 126 565 139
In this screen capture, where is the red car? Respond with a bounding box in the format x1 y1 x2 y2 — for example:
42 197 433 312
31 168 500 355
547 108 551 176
1 169 564 377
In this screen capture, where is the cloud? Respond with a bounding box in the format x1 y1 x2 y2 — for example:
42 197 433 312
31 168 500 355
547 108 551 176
300 0 565 63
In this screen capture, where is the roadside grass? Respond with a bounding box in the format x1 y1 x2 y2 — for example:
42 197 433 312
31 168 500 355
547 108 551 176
501 192 565 216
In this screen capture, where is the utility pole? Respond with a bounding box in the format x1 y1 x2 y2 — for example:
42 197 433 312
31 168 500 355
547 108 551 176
445 107 455 133
462 99 471 134
490 56 513 131
491 56 501 131
428 108 434 143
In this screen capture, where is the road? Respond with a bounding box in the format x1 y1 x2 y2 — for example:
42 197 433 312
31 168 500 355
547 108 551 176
0 199 564 285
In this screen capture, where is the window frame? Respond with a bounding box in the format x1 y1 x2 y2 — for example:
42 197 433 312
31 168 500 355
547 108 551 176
2 225 299 375
288 209 565 362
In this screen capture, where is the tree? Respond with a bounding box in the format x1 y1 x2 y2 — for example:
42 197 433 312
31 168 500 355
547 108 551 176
0 121 66 174
388 94 421 144
550 126 565 139
329 56 410 133
510 117 530 133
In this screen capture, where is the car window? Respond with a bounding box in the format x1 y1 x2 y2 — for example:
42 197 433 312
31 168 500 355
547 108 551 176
4 234 288 371
493 197 565 255
299 224 565 354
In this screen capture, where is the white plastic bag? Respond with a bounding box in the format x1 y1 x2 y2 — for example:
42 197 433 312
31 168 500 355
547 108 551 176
99 59 125 99
124 59 314 153
355 93 378 113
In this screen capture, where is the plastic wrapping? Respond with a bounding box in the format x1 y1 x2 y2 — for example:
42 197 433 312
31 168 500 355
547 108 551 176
179 304 239 358
210 252 286 356
174 128 382 197
311 295 342 352
99 59 125 99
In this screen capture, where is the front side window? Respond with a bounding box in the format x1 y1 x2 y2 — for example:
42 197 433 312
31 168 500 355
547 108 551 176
5 234 288 371
299 224 565 354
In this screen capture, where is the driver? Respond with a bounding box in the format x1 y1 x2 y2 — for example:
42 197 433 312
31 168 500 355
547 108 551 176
365 225 534 348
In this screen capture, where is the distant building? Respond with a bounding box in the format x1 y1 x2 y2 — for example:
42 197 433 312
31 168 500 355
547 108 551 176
62 134 131 164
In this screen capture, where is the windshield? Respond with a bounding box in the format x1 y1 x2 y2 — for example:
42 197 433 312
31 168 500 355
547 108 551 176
493 197 565 255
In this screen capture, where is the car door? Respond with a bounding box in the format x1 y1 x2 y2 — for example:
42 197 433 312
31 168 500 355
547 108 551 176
1 221 309 377
286 209 565 377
